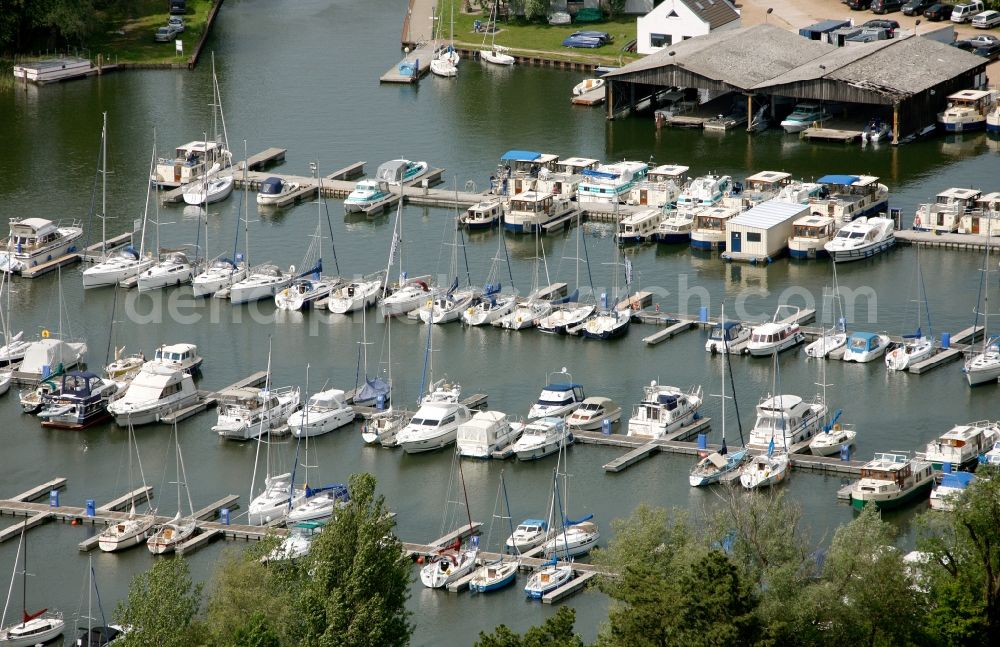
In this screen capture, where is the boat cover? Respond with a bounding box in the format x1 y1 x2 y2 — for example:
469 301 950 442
376 160 409 184
260 177 284 194
356 377 390 403
940 472 974 489
500 150 542 162
817 175 860 186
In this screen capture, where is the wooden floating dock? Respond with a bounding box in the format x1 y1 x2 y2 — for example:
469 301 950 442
642 320 694 345
543 571 598 604
572 418 712 473
11 478 67 502
19 232 133 279
97 486 153 513
896 229 1000 252
234 147 287 171
0 511 53 543
800 127 862 143
159 371 269 425
571 87 605 107
380 43 435 83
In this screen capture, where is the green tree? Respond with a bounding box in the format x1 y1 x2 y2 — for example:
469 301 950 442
608 0 627 18
806 504 925 647
475 606 584 647
671 551 760 647
228 611 280 647
917 466 1000 645
524 0 548 21
299 472 412 647
113 557 202 647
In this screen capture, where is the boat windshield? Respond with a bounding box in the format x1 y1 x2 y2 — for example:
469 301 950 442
410 417 440 427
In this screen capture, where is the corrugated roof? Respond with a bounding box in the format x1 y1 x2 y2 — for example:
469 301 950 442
679 0 740 30
729 200 808 228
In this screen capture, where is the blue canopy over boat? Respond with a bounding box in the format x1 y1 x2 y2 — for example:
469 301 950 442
356 376 390 403
519 518 548 528
500 150 542 162
817 174 860 186
260 177 284 195
940 472 974 489
581 168 620 179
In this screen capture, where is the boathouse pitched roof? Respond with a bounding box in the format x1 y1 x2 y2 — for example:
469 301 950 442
678 0 740 30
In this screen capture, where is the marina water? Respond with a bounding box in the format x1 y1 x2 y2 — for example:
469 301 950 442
1 0 1000 642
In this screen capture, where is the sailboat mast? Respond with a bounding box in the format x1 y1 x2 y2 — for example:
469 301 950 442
100 112 108 258
721 305 726 447
243 140 250 267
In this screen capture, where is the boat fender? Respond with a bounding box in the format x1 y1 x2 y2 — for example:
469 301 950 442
914 214 920 228
41 329 50 338
427 300 433 307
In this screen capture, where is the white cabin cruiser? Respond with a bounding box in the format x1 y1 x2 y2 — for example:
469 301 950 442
212 385 301 441
616 209 664 243
705 320 751 354
577 161 648 204
922 421 1000 470
502 191 574 234
152 140 231 188
512 417 573 461
343 179 391 213
229 264 293 304
850 452 934 510
842 332 891 363
788 215 836 259
191 257 247 297
248 473 306 526
913 187 981 233
460 197 504 229
16 338 87 382
746 394 826 452
690 206 740 250
82 246 155 288
149 342 203 375
528 378 585 419
0 217 83 274
107 364 198 426
505 519 549 552
626 382 702 438
136 251 196 291
824 217 896 263
457 411 520 458
747 308 806 356
256 177 300 205
395 402 471 453
937 89 995 132
780 103 830 133
288 389 354 438
628 164 688 207
810 175 889 226
566 396 621 431
929 472 975 512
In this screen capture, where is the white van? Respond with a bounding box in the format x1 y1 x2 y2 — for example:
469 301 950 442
952 1 985 23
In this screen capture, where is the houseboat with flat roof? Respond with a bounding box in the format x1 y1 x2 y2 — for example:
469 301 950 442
577 161 649 204
503 191 575 234
628 164 689 208
913 187 981 233
809 174 888 225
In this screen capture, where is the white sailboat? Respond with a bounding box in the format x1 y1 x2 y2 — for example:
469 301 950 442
0 530 64 646
580 242 631 341
379 189 434 317
809 350 857 456
82 126 155 289
0 273 29 366
538 212 596 335
479 2 514 66
740 353 790 490
360 309 407 446
541 434 599 559
136 186 198 291
98 421 156 552
318 271 384 314
181 56 234 206
495 229 553 330
146 422 197 554
430 3 459 78
886 246 934 372
469 471 520 593
964 232 1000 386
420 451 479 589
420 191 480 324
804 262 848 358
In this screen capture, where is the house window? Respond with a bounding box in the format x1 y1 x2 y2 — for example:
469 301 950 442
650 33 671 48
747 232 762 243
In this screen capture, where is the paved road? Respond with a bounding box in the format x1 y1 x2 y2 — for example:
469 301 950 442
404 0 436 45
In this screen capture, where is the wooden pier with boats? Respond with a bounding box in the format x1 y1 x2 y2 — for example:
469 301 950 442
158 370 269 424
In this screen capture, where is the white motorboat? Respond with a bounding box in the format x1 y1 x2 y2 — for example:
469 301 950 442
343 179 391 213
577 161 649 205
913 187 981 234
264 521 324 562
396 402 472 453
512 417 572 461
460 198 503 229
929 472 975 512
780 102 830 133
182 172 233 205
287 483 350 524
36 370 118 429
787 214 836 259
457 411 520 458
747 306 806 356
809 422 857 456
380 280 434 317
318 273 383 313
248 472 306 526
655 209 697 244
536 304 596 335
430 57 458 78
524 560 573 599
288 389 354 438
229 264 293 305
628 163 688 208
842 332 891 363
937 89 994 132
573 78 605 96
566 396 621 432
921 421 1000 470
212 385 300 441
421 545 479 588
626 382 702 438
152 139 232 188
849 452 934 510
705 319 751 354
861 116 892 143
542 519 599 559
494 299 551 330
823 216 896 263
136 251 196 291
505 519 550 552
810 175 889 227
462 293 517 326
192 257 247 297
16 338 87 386
148 342 203 375
0 217 83 275
746 393 826 452
256 176 300 205
107 364 198 426
579 307 631 340
275 276 337 311
502 191 574 234
739 452 789 489
690 206 740 250
0 331 30 366
83 246 155 289
377 158 428 185
528 371 585 419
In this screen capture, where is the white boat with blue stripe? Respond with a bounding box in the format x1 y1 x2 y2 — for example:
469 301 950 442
577 161 649 204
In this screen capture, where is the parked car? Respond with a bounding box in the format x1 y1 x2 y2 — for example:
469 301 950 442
974 42 1000 61
863 19 901 36
967 34 1000 46
951 39 979 51
168 16 185 33
972 10 1000 28
154 25 179 42
924 3 955 20
169 0 187 15
872 0 906 13
902 0 933 15
847 0 874 9
951 1 985 22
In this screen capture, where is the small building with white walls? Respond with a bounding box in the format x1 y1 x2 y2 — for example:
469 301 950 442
637 0 741 55
721 200 809 264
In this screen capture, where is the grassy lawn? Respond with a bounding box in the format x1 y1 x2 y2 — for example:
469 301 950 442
88 0 215 65
441 0 640 65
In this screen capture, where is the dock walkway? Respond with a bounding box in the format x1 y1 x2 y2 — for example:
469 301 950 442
159 371 269 425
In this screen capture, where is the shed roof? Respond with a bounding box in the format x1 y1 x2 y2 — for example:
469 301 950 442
729 200 807 228
678 0 740 30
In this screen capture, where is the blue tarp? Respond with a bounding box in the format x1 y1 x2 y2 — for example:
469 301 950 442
582 168 619 179
260 177 283 194
818 174 860 186
500 150 542 162
941 472 974 489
